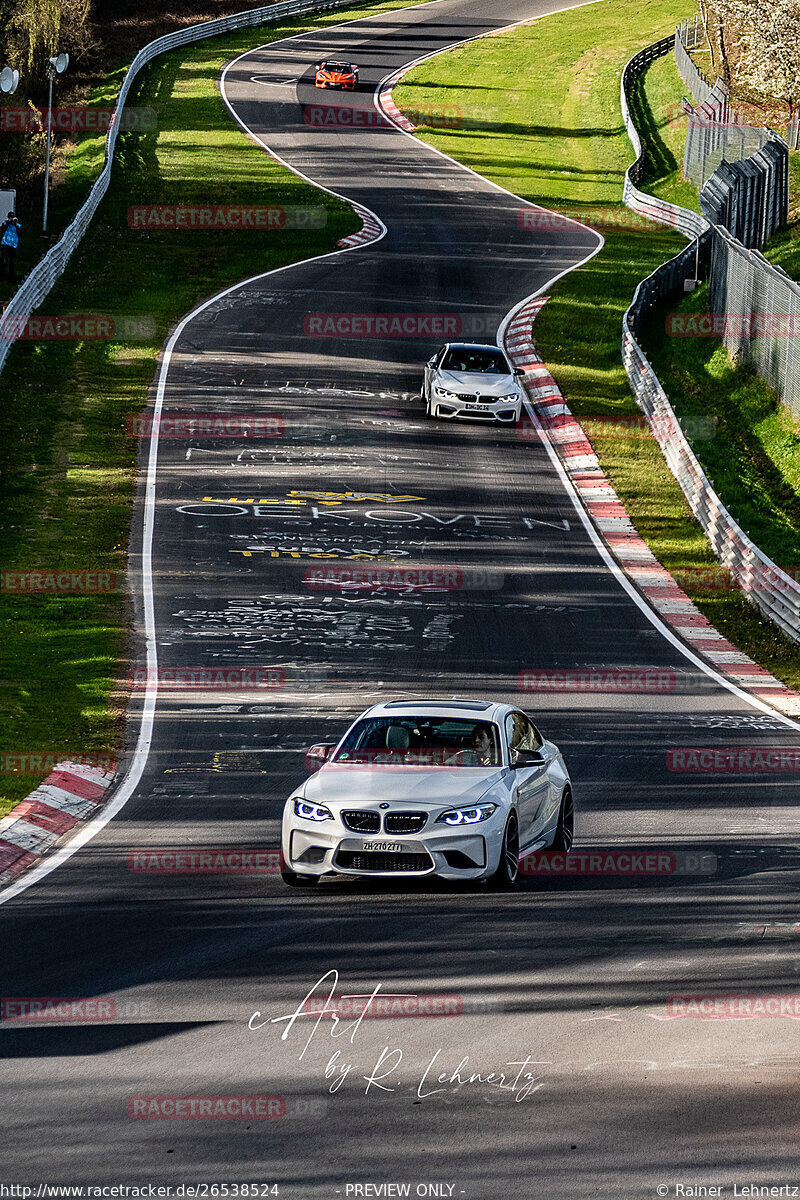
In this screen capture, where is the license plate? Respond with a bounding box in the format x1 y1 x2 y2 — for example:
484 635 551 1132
361 840 403 852
466 403 490 410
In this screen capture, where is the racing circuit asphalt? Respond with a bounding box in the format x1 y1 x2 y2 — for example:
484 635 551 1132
4 0 800 1194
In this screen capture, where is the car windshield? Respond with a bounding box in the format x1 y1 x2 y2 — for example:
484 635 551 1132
324 62 353 72
332 716 501 767
441 349 508 374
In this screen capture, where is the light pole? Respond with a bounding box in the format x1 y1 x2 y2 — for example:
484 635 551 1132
42 52 69 234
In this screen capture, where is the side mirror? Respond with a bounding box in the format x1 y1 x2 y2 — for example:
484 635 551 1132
314 62 322 69
351 64 359 70
513 367 526 377
426 359 436 368
304 742 335 773
510 747 545 769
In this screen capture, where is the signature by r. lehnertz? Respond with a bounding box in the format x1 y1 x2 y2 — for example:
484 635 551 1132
248 970 548 1101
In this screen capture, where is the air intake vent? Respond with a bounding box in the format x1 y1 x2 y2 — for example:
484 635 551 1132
342 810 380 833
384 811 427 834
335 850 432 873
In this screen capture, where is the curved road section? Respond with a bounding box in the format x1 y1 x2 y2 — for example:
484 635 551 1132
3 1 800 1195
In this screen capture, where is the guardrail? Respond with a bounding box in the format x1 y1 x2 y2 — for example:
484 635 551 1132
0 0 364 376
620 36 708 239
620 37 800 643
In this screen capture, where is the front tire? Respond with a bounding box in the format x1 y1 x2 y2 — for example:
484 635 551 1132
281 867 319 888
551 786 574 852
487 813 520 890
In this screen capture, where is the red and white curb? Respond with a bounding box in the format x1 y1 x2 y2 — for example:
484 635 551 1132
378 87 417 132
338 202 384 248
0 761 116 886
505 296 800 719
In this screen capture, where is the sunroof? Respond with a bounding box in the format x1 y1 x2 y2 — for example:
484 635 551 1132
383 699 493 710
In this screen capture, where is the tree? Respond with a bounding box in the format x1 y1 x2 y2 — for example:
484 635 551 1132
712 0 800 122
697 0 730 83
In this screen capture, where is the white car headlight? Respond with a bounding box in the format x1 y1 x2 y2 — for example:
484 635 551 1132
498 393 519 402
435 803 498 826
434 386 458 398
294 799 333 822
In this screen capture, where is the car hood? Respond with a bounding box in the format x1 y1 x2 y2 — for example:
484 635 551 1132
300 765 506 806
436 370 518 396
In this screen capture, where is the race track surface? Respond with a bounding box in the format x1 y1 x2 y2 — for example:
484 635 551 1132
4 1 800 1194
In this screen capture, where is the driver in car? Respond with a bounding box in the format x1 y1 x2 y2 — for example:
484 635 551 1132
471 726 494 766
449 726 495 767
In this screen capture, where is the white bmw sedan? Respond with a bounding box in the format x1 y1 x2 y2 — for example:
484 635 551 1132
281 699 573 888
421 343 526 424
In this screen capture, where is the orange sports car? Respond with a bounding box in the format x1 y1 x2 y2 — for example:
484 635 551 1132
314 59 359 90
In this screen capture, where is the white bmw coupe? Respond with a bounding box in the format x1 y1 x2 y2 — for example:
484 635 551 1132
281 699 573 888
421 343 526 424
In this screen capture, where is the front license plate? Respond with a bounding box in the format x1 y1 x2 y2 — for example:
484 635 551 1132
466 403 490 410
361 840 403 852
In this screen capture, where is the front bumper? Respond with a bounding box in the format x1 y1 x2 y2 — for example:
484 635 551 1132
283 816 505 881
432 396 521 423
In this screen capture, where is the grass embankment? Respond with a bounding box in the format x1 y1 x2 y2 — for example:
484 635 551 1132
0 0 424 818
393 0 800 692
763 153 800 280
641 286 800 564
632 51 701 212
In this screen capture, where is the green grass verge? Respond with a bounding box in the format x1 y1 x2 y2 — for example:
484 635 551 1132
641 284 800 565
763 152 800 281
394 0 800 692
0 0 427 818
633 52 702 212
